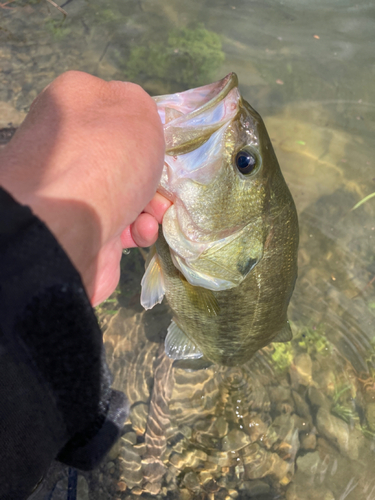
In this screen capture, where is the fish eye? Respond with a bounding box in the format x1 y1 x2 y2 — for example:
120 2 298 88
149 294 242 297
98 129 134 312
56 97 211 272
235 146 260 175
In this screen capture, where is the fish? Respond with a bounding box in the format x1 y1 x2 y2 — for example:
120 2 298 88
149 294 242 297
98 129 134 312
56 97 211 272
140 73 298 367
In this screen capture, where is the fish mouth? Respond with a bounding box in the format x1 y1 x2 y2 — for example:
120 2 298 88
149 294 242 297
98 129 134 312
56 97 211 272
155 74 242 202
154 73 238 123
154 73 241 156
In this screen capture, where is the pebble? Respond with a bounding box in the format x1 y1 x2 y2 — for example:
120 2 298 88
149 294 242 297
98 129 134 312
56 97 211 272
215 416 229 438
222 429 251 452
169 449 208 469
133 442 147 455
240 479 271 496
180 425 193 439
296 451 322 476
116 481 127 492
118 444 143 487
314 370 336 396
0 101 26 128
291 413 312 432
243 415 268 442
316 407 361 460
308 386 332 410
130 403 149 435
76 476 89 500
198 471 213 485
50 478 68 499
143 482 161 495
123 432 137 445
207 450 236 467
271 413 296 442
179 489 192 500
286 482 335 500
132 487 143 495
107 437 122 460
183 471 201 492
268 385 292 404
142 459 167 483
292 390 312 419
290 353 313 387
16 53 30 63
243 443 290 482
300 432 317 450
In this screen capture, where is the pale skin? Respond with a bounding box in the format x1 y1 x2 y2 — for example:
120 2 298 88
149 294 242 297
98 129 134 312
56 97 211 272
0 71 171 306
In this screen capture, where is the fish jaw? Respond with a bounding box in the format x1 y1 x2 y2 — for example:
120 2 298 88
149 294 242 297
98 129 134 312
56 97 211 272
154 73 238 126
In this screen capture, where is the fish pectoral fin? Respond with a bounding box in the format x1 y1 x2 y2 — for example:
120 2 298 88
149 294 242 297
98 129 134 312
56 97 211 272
273 321 293 343
165 320 203 360
140 249 165 310
181 277 220 316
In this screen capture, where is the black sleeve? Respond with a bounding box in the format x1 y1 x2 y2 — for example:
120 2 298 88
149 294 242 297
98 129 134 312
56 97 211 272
0 187 129 500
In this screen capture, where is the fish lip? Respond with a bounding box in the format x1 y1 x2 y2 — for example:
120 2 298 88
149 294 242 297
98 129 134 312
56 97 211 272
172 72 239 121
154 72 238 118
154 73 240 141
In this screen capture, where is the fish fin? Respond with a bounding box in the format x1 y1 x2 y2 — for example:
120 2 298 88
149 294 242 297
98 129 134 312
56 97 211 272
273 321 293 343
140 249 165 310
144 244 157 269
172 252 236 291
181 277 220 316
165 320 203 360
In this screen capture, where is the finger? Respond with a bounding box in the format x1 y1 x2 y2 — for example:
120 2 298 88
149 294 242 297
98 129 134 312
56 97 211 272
143 192 172 224
121 212 159 248
90 238 123 307
120 225 138 249
131 212 159 247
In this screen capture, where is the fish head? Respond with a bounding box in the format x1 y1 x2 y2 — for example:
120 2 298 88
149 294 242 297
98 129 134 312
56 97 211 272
154 73 287 291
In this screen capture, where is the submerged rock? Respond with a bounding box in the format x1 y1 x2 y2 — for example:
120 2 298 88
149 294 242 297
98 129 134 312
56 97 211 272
308 387 332 411
118 445 143 488
243 415 269 443
316 407 364 460
292 390 312 420
170 449 208 469
300 432 317 450
239 479 271 496
242 443 291 483
183 471 201 493
365 402 375 431
130 403 149 435
286 482 335 500
290 353 313 388
296 451 322 476
222 429 251 452
143 481 161 495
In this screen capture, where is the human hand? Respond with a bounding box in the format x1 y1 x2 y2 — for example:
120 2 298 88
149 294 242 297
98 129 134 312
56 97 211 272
0 71 171 306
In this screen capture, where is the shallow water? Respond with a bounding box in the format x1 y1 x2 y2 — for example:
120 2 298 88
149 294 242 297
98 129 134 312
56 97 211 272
2 1 375 499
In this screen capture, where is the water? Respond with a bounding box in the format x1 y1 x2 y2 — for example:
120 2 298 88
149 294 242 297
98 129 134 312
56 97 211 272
1 1 375 499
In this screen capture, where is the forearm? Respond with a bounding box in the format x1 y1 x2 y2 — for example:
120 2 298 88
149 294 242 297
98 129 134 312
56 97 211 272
0 187 128 499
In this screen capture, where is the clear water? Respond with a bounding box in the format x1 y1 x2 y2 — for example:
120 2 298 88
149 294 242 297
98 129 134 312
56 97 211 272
2 1 375 499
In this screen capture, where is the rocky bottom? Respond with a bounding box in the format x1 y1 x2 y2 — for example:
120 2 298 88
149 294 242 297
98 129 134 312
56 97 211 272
34 301 375 500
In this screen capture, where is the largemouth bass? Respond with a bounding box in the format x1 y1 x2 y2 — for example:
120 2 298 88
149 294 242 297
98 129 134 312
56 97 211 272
141 73 298 367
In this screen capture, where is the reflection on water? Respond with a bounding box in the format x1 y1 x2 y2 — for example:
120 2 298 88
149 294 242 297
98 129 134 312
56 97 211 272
2 0 375 499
